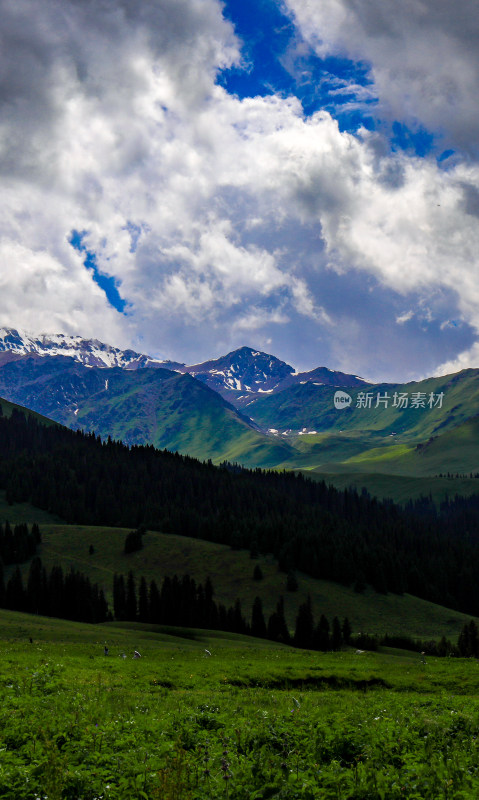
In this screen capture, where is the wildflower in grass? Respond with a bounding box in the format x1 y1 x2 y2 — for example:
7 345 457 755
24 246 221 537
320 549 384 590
220 736 233 796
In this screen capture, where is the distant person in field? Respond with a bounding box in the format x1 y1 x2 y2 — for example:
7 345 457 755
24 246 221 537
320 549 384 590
104 645 109 656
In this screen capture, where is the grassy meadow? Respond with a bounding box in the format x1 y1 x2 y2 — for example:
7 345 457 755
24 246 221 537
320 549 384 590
303 470 479 506
3 486 479 797
2 609 479 799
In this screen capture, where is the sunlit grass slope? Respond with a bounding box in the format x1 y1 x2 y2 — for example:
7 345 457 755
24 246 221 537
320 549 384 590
310 417 479 477
251 369 479 477
303 472 479 505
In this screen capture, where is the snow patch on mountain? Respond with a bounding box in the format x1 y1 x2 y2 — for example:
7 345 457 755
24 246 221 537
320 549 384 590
0 328 169 370
0 330 368 408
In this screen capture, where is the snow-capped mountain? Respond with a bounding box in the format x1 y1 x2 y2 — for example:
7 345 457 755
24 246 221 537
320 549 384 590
0 329 366 410
183 347 296 395
182 346 367 405
0 328 176 370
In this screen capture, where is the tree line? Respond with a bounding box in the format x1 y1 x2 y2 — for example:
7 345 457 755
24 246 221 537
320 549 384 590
4 406 479 614
112 569 362 652
0 556 108 623
0 549 476 657
0 521 40 565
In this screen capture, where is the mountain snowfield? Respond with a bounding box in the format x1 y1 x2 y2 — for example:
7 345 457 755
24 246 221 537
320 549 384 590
0 328 167 369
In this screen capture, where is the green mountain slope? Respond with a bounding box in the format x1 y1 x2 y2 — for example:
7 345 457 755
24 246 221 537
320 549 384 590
64 370 294 467
3 398 479 639
249 369 479 439
0 395 58 427
333 416 479 477
246 369 479 476
0 358 294 467
2 351 479 482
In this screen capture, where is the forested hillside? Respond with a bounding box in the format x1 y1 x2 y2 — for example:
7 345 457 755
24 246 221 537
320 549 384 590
2 405 479 615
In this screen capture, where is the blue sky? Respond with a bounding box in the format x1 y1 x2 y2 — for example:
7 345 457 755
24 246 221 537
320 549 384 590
69 231 127 314
1 0 479 380
219 0 377 132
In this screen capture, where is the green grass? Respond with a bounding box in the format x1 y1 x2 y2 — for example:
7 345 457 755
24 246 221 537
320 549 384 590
310 417 479 478
303 471 479 505
9 523 477 641
251 369 479 443
62 370 294 468
250 369 479 478
2 609 479 799
0 490 63 526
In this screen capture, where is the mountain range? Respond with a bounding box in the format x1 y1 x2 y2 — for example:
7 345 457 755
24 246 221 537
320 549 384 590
0 327 478 479
0 329 366 400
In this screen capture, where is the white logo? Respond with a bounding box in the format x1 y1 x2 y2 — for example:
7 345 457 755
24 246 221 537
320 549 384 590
334 391 352 410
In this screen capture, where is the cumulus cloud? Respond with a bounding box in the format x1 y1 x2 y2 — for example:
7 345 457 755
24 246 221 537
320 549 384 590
1 0 479 378
284 0 479 154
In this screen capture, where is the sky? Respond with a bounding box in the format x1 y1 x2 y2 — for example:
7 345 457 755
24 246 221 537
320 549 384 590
1 0 479 381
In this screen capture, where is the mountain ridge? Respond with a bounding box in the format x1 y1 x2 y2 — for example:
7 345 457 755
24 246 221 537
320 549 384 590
0 328 172 370
1 326 479 477
0 354 294 467
0 328 368 402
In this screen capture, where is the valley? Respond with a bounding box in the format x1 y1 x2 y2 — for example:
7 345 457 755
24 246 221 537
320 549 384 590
1 331 479 799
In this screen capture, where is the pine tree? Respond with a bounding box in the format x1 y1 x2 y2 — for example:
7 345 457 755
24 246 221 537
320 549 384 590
124 529 143 554
126 571 137 621
468 621 479 657
341 617 352 645
48 565 64 617
27 556 45 614
459 620 479 657
267 596 290 644
331 616 342 651
31 523 41 544
0 561 5 608
314 614 330 651
113 573 127 621
138 576 149 623
6 566 26 611
286 570 298 591
294 596 314 649
148 579 161 623
251 596 267 638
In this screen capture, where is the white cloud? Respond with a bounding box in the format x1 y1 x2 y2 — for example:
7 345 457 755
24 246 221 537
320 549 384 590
435 343 479 376
1 0 479 377
284 0 479 154
396 311 414 325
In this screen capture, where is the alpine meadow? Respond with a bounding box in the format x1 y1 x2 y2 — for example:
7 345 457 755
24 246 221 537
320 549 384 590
3 0 479 798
